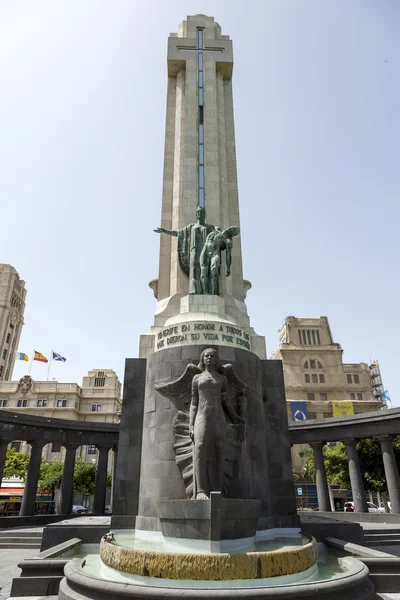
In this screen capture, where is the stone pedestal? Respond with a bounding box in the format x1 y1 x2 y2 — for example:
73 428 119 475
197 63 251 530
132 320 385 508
113 344 299 533
157 493 261 541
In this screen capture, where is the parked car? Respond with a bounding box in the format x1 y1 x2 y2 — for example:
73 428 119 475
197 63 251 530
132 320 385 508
72 504 89 515
344 501 384 513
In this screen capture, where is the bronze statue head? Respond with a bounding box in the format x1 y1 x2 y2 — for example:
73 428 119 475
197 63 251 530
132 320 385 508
196 206 206 225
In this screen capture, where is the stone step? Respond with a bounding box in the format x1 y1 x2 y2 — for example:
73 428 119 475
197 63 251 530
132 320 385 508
6 596 58 600
365 533 400 541
0 540 42 548
0 530 42 538
365 539 400 547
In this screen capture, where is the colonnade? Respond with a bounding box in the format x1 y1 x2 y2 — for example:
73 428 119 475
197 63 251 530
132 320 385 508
0 439 117 516
310 436 400 513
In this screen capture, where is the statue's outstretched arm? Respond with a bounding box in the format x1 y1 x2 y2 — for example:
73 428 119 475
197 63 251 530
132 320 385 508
154 227 178 236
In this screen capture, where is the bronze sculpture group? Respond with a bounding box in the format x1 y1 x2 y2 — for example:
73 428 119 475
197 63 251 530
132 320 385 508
154 206 239 296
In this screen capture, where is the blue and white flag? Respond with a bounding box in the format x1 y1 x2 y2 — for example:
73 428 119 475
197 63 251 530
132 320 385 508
290 401 308 421
52 351 66 362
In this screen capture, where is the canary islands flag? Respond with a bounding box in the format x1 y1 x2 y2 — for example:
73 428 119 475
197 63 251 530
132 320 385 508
16 352 29 362
52 351 66 363
33 350 48 363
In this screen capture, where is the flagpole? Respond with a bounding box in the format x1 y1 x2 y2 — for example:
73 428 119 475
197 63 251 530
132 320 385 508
46 351 52 381
28 350 34 376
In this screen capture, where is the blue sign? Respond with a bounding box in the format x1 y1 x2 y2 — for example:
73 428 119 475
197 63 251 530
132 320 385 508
297 488 303 496
290 401 308 422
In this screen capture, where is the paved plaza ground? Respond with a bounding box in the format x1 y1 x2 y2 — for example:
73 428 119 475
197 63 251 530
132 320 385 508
0 548 39 600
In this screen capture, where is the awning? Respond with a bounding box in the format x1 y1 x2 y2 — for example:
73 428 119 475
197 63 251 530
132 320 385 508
0 488 24 495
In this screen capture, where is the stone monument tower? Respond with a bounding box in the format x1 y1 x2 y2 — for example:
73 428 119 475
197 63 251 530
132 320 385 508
112 15 298 535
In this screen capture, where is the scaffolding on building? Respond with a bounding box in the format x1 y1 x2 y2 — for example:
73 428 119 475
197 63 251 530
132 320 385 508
369 360 389 409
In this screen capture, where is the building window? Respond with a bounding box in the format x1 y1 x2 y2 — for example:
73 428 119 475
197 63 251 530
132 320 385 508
319 374 325 383
307 393 315 400
311 374 318 383
310 360 316 369
0 366 3 378
304 361 309 369
357 393 363 400
346 375 352 384
43 399 47 407
37 400 42 407
94 371 105 387
305 374 310 383
298 331 302 345
91 404 101 412
350 393 355 400
317 361 322 369
2 399 7 407
6 333 11 344
11 441 21 451
353 374 360 384
57 400 62 407
17 399 27 407
320 393 327 401
316 330 320 344
51 443 61 452
62 400 66 407
87 445 97 455
2 349 7 360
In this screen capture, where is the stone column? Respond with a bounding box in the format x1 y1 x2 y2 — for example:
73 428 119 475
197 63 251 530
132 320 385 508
93 445 110 514
59 444 78 515
20 441 45 516
345 439 368 513
110 444 118 512
0 439 8 484
377 436 400 514
310 442 331 512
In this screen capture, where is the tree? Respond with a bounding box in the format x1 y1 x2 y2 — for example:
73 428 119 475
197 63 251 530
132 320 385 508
73 458 97 496
38 461 64 492
3 449 30 481
298 436 400 493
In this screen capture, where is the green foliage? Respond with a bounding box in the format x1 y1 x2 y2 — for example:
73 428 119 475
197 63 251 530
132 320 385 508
3 449 30 481
38 461 64 492
298 436 400 492
73 458 97 496
4 450 112 497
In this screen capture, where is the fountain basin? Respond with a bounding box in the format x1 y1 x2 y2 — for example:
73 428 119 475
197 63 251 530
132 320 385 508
99 533 317 580
59 554 375 600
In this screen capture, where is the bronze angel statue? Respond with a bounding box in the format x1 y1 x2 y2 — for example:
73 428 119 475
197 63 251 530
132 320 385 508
155 348 247 500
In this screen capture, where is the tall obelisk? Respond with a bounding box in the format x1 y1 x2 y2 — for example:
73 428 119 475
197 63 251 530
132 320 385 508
141 15 265 359
112 16 298 534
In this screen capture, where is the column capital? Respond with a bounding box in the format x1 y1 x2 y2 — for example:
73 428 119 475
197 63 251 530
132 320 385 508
375 435 394 443
28 440 45 449
96 444 112 452
309 441 326 449
62 442 80 450
344 438 358 447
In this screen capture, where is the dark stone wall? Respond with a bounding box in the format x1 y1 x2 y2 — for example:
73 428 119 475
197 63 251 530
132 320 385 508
260 360 299 529
112 358 146 522
136 345 271 530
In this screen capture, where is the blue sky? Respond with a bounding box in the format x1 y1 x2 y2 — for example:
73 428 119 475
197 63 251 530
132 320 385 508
1 1 399 404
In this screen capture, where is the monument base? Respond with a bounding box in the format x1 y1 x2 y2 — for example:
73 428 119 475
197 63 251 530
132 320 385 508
157 493 261 541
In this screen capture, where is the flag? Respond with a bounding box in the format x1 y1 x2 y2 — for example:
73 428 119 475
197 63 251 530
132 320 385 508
52 351 66 363
290 401 308 421
332 401 354 417
16 352 29 362
33 351 48 363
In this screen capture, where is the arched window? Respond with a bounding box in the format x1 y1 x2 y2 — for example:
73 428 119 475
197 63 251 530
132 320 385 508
303 357 326 385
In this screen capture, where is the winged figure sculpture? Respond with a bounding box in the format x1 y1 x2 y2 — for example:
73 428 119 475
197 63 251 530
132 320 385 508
155 348 247 499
